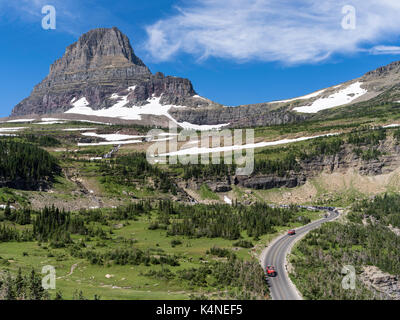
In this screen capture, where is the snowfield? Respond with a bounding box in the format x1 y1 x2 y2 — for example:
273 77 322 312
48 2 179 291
34 118 67 125
78 139 142 146
178 122 230 131
66 96 176 121
81 132 146 141
383 124 400 128
41 118 63 122
71 97 90 108
0 127 26 132
293 82 367 113
78 132 175 146
159 133 338 157
6 119 35 123
36 121 66 125
193 95 208 101
65 88 229 131
62 128 97 131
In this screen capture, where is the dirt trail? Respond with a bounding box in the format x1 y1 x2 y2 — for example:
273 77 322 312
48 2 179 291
56 263 79 279
67 263 79 276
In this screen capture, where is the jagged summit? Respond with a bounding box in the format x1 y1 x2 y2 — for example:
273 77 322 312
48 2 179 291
49 27 150 75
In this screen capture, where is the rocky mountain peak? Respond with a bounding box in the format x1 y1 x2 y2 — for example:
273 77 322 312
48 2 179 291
49 27 150 76
11 27 221 118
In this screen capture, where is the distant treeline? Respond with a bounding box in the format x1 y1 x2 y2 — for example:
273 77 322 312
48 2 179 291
21 134 61 147
0 200 307 244
99 153 176 193
0 139 60 190
147 255 267 300
151 200 308 240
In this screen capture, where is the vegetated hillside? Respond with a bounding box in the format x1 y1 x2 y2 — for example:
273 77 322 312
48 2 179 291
99 153 177 194
351 193 400 228
178 126 400 194
0 139 61 190
0 201 319 300
3 122 400 209
290 194 400 300
4 121 400 300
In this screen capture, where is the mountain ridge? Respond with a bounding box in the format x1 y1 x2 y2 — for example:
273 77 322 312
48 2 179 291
10 27 400 128
11 27 221 120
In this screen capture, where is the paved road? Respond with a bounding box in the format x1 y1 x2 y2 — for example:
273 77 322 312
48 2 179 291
261 209 340 300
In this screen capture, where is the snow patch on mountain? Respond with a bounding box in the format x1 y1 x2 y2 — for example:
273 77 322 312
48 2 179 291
178 122 229 131
36 118 67 125
293 82 367 113
65 89 229 131
63 128 97 131
6 119 35 123
82 132 145 141
72 97 90 108
193 95 207 101
78 140 142 147
0 127 26 132
160 133 338 157
383 124 400 128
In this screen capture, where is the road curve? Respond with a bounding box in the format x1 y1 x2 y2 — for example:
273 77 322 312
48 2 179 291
261 208 340 300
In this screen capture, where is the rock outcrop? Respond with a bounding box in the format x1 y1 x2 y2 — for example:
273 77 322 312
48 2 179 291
236 174 306 190
360 266 400 300
169 103 309 127
197 137 400 191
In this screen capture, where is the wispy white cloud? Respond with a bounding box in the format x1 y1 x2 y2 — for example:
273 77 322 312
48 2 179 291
371 45 400 55
144 0 400 64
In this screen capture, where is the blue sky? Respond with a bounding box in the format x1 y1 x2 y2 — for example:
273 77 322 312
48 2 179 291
1 0 400 116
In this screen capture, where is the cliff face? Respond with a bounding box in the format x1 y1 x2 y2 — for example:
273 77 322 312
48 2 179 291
48 27 149 75
11 27 213 117
169 103 309 127
219 138 400 191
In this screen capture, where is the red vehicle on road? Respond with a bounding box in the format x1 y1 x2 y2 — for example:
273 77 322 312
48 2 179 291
266 265 277 277
288 229 296 236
